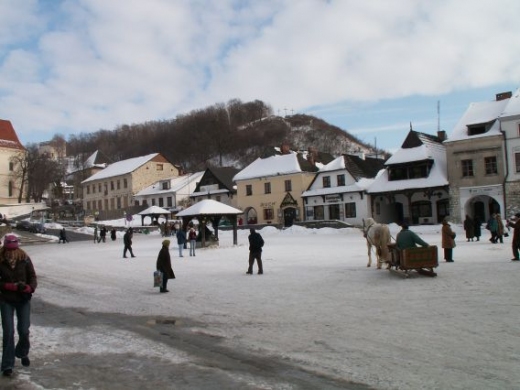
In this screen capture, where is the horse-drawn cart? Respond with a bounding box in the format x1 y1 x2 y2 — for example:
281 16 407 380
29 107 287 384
387 244 438 277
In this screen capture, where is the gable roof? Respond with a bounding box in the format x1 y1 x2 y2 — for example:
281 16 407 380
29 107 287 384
446 97 509 143
0 120 25 151
318 154 384 179
368 130 448 193
385 131 445 165
195 167 240 192
233 150 331 181
135 171 204 197
82 153 163 183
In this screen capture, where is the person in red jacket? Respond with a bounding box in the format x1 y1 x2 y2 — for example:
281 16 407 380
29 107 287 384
0 234 38 377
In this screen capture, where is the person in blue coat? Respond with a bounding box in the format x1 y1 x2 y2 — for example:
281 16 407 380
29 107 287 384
176 228 186 257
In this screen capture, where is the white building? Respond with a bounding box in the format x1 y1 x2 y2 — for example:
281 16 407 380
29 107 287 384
301 154 384 226
134 171 204 212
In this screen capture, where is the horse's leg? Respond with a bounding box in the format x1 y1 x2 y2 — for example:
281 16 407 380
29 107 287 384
367 241 372 267
376 246 382 269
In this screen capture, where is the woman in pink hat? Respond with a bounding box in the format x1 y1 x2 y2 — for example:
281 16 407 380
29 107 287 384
0 234 38 377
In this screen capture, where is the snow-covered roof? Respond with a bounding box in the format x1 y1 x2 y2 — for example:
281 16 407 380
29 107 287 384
368 166 448 193
134 171 204 197
137 206 171 215
319 156 345 172
446 99 509 143
176 199 242 216
233 153 303 181
500 88 520 118
386 133 446 166
302 178 375 197
82 153 159 183
368 132 448 193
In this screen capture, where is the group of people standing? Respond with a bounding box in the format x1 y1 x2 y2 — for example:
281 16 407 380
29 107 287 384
463 215 482 242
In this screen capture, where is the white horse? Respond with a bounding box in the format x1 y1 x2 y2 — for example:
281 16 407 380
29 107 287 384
362 218 392 269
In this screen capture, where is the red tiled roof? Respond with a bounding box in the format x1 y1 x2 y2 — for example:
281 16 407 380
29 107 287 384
0 120 25 151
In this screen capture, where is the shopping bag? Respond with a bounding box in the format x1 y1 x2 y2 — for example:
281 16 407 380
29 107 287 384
153 270 163 287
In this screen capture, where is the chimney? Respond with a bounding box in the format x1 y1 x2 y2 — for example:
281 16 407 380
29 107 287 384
280 143 290 155
496 91 512 101
437 130 447 141
307 146 318 166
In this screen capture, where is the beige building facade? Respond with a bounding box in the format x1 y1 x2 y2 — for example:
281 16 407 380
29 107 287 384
82 153 180 218
445 93 509 223
233 149 333 227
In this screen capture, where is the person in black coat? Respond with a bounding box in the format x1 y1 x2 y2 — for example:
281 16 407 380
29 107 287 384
123 228 135 258
247 228 264 275
473 215 482 241
58 228 69 243
507 213 520 261
156 240 175 293
0 235 38 377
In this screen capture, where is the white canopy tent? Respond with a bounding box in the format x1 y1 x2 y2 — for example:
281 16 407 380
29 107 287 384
177 199 243 246
137 205 172 226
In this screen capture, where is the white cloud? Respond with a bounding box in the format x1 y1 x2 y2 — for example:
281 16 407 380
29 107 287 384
0 0 519 146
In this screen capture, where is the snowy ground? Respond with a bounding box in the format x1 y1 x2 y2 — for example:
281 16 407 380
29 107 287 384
4 219 520 389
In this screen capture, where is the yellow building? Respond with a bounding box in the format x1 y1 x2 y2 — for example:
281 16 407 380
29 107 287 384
233 147 334 227
0 120 26 204
82 153 180 218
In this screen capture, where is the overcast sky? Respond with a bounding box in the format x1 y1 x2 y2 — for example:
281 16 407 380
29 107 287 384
0 0 518 152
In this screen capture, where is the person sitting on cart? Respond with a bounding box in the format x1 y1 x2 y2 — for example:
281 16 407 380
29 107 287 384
393 223 429 266
396 223 430 250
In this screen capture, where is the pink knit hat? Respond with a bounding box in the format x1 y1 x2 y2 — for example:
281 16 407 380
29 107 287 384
3 234 19 250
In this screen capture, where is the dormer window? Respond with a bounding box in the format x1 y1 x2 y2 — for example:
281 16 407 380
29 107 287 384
161 181 170 190
388 161 433 181
467 121 492 136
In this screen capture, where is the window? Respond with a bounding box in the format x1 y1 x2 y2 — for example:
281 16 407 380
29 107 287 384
461 159 474 177
345 202 356 218
167 197 172 207
152 198 156 206
515 153 520 173
162 182 169 190
93 185 96 193
517 123 520 137
412 201 432 218
484 156 498 175
123 178 128 188
264 182 271 194
98 183 101 192
9 162 13 171
117 180 120 190
8 181 12 197
216 195 221 202
285 180 292 192
110 181 114 190
87 185 90 195
263 208 274 220
323 176 331 188
158 198 164 207
246 185 252 196
157 164 164 171
337 174 345 186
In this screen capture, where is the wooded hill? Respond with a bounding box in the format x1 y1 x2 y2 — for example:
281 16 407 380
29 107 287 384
64 99 387 171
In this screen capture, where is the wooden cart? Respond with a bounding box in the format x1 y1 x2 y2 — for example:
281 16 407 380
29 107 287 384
387 244 438 277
